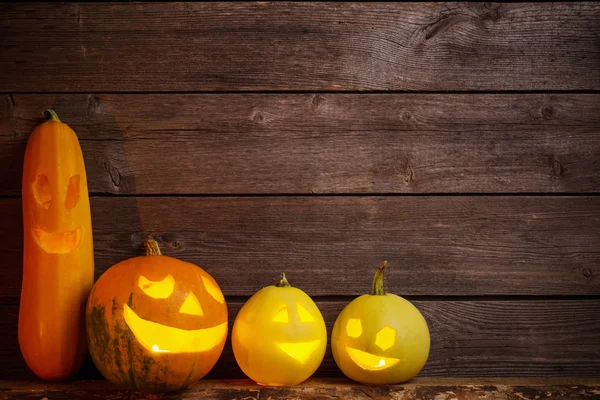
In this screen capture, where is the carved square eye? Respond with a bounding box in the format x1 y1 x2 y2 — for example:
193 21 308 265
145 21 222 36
375 326 397 351
33 174 52 209
138 274 175 299
346 318 362 338
65 175 80 210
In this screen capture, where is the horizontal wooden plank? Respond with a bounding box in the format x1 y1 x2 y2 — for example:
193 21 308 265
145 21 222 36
1 196 598 300
2 94 600 195
2 300 600 380
1 379 600 400
1 3 599 92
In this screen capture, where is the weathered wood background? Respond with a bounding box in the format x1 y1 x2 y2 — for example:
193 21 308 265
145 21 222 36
1 1 599 381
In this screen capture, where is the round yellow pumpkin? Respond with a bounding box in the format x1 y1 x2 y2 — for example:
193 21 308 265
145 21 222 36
86 239 227 393
331 261 430 384
232 274 326 386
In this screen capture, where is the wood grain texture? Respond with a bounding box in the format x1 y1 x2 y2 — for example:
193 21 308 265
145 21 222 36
1 379 600 400
1 3 599 92
2 300 600 380
2 94 600 195
1 196 599 301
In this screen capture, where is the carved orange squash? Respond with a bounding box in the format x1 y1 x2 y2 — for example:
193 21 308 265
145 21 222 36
19 110 94 380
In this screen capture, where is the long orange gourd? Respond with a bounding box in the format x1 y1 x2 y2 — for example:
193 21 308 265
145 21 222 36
19 110 94 380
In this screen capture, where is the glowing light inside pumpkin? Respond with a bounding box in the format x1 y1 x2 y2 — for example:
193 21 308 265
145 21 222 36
123 304 227 354
297 304 315 322
33 174 52 209
65 175 80 210
375 326 397 351
151 344 169 353
138 274 175 299
179 292 204 316
272 305 289 323
201 276 225 304
32 226 82 254
277 340 322 364
346 318 362 338
345 347 400 371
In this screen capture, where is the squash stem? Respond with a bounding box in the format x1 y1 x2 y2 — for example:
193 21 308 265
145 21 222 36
276 273 291 287
144 238 162 256
44 109 61 122
370 260 388 295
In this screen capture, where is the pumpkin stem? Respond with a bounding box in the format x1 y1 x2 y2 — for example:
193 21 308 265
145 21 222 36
276 273 291 287
44 109 61 122
370 260 388 295
144 238 162 256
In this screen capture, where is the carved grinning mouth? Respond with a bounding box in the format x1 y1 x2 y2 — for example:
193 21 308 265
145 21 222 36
32 226 82 254
123 304 227 354
346 347 400 371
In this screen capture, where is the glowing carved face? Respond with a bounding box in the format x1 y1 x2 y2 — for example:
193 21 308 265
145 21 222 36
344 319 400 370
331 293 430 385
124 272 227 354
86 252 228 393
231 276 327 386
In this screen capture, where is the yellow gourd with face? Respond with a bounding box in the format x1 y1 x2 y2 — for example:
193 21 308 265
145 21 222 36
232 274 326 386
331 261 430 384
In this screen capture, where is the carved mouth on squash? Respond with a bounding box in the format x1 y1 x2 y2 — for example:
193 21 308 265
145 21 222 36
276 339 322 364
345 347 400 371
32 226 82 254
123 304 227 354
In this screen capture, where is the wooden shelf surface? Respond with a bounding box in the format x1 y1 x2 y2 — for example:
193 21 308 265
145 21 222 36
1 378 599 399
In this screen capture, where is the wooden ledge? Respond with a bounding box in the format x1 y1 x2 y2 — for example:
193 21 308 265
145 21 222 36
1 378 599 399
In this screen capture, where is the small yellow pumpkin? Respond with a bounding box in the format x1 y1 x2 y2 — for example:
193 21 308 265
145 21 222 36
331 261 430 384
232 274 326 386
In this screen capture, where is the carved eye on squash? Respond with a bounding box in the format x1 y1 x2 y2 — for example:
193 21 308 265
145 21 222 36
86 239 228 393
232 273 327 386
331 261 430 385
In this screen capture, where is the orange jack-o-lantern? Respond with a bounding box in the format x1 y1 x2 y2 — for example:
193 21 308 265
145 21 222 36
86 239 227 393
19 110 94 380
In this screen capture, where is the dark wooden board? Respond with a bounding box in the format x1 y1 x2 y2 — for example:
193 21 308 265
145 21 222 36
2 94 600 195
2 379 600 400
1 3 599 92
1 196 599 301
2 300 600 380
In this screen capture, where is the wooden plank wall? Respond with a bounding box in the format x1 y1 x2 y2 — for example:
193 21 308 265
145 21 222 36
1 2 599 379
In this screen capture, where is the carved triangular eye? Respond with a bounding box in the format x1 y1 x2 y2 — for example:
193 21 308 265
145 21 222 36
201 276 225 304
297 304 315 322
65 175 80 210
272 305 289 323
179 292 204 316
33 174 52 209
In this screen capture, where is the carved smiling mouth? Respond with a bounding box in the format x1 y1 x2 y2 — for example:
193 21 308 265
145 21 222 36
277 340 322 364
123 304 227 354
346 347 400 371
32 226 82 254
